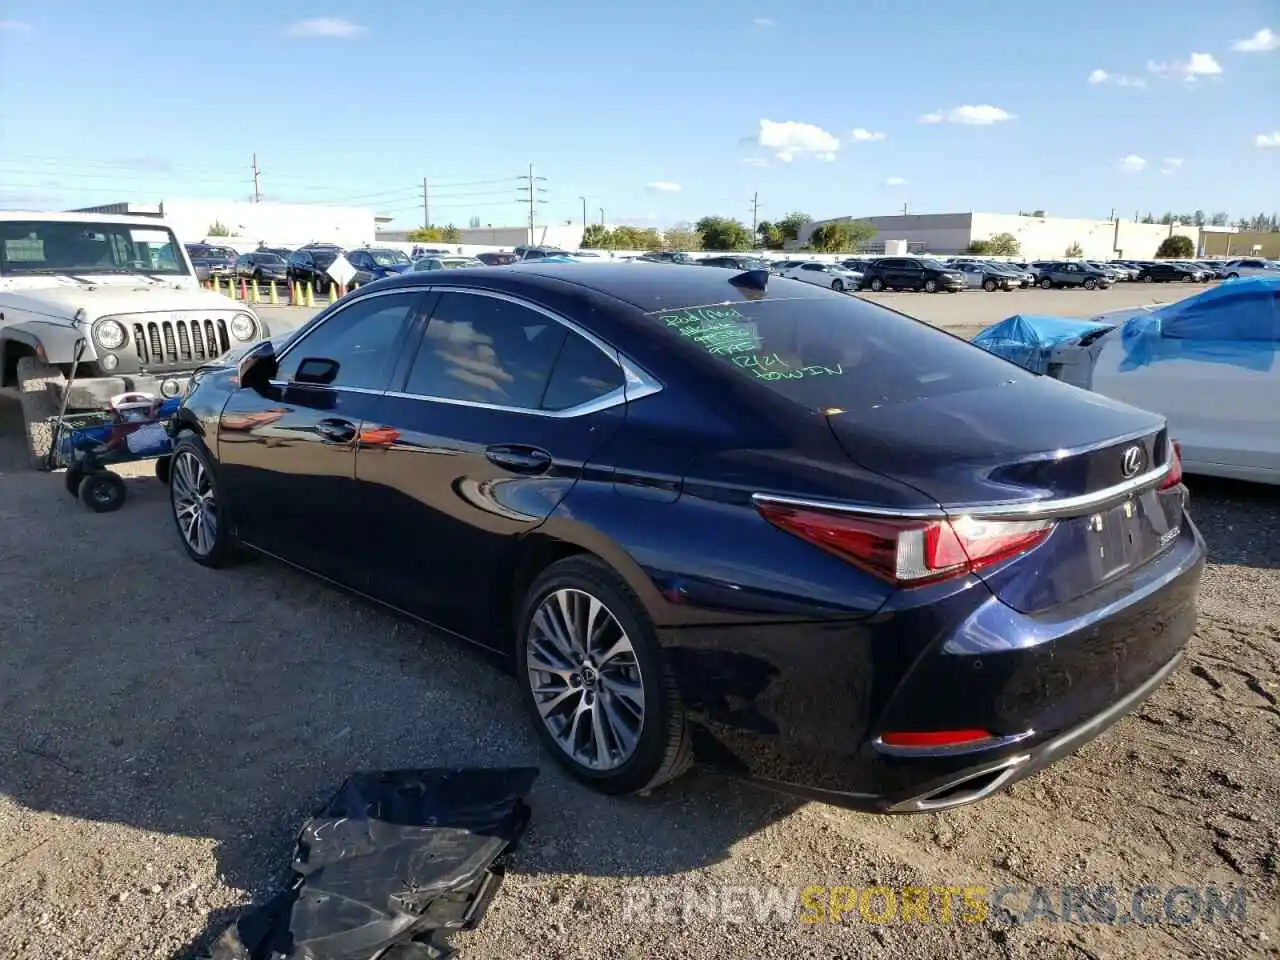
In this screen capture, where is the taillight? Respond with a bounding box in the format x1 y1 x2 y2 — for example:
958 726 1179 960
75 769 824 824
755 502 1054 587
879 729 997 750
1159 440 1183 490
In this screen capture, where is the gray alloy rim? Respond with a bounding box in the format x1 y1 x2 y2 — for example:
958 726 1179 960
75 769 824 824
172 450 217 556
526 588 645 771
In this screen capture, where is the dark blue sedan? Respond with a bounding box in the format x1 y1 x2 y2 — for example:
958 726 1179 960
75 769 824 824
167 264 1205 812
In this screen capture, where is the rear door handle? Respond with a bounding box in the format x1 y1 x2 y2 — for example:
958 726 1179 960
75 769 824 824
485 444 552 474
315 418 357 444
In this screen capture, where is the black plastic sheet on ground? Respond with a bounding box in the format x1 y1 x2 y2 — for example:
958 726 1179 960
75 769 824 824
206 767 539 960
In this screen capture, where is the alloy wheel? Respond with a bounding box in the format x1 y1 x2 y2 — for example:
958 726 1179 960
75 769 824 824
172 450 217 556
526 588 645 771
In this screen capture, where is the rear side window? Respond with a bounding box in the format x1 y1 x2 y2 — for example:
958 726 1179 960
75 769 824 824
542 332 625 410
649 298 1029 412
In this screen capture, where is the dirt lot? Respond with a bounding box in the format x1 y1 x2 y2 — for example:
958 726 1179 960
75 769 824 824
0 284 1276 960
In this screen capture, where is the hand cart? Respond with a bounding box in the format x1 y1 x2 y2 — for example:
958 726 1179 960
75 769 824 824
47 338 181 513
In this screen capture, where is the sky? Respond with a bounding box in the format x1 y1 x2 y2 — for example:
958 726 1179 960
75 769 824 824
0 0 1277 231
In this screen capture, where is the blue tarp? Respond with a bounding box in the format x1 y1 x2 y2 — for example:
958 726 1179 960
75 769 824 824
971 314 1113 374
1119 276 1280 371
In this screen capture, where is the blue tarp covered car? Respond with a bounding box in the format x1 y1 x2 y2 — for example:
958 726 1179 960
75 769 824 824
971 314 1114 374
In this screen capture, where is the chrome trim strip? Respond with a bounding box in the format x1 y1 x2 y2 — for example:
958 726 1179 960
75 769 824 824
872 729 1036 758
752 460 1171 522
270 284 664 420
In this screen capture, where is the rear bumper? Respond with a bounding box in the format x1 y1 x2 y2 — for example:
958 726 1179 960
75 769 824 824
665 515 1205 812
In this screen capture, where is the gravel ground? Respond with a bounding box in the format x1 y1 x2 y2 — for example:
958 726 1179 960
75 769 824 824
0 284 1276 960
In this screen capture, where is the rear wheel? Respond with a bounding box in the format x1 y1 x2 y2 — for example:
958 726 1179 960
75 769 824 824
982 278 997 292
869 277 885 292
1039 277 1053 289
1142 274 1154 283
78 471 126 513
1226 272 1239 280
924 278 939 293
16 356 64 471
1083 277 1098 290
516 555 692 795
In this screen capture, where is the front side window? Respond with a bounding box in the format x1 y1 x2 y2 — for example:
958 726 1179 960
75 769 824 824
276 292 421 391
0 220 188 276
403 294 568 408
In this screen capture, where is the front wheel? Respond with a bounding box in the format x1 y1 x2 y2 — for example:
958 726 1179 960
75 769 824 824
1142 275 1154 283
982 278 997 292
869 277 885 292
831 279 845 293
1083 277 1098 290
16 356 65 471
517 555 692 796
924 279 939 293
169 435 236 567
78 471 127 513
1039 277 1053 289
1226 272 1239 280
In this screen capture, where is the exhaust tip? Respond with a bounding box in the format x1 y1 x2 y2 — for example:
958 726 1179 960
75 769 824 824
889 754 1030 813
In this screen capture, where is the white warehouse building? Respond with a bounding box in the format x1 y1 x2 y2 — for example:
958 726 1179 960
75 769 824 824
71 199 378 250
798 212 1202 260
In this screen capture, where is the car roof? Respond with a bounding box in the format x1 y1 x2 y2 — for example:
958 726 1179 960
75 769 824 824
372 261 841 314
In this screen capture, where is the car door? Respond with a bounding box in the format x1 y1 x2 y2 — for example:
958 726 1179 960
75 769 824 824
799 263 827 287
216 289 428 584
352 289 631 639
959 263 983 289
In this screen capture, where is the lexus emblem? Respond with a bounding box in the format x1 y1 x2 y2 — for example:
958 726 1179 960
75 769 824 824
1121 445 1144 479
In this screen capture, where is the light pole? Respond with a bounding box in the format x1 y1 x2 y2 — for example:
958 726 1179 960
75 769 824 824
599 207 605 227
579 196 587 228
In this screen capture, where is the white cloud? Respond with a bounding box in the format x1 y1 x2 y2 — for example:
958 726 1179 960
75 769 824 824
1163 157 1184 168
816 152 837 162
884 177 907 187
742 157 769 167
1116 75 1147 88
0 19 31 30
1232 27 1278 53
1090 68 1147 88
1088 69 1109 84
848 127 886 142
917 105 1015 126
1147 52 1223 82
1257 131 1280 148
645 181 681 193
756 118 840 162
1118 155 1148 172
287 17 366 38
752 17 776 27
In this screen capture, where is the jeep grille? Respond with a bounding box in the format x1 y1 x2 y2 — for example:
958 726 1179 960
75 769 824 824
131 316 231 370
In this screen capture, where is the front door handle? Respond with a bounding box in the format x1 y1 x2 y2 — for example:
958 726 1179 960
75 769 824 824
315 417 357 444
485 444 552 474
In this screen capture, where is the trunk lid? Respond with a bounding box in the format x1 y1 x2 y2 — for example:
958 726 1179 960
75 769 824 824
827 377 1181 613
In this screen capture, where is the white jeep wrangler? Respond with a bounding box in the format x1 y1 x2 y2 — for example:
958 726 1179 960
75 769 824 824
0 211 267 469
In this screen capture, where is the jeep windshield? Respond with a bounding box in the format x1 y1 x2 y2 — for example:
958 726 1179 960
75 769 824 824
0 220 188 276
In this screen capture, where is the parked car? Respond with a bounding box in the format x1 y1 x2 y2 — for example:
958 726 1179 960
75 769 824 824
1033 262 1112 290
186 243 238 283
1217 258 1279 280
286 247 346 294
515 246 570 261
476 252 520 266
347 247 413 286
778 261 862 292
235 252 289 284
411 256 485 271
259 246 293 261
1167 261 1212 283
167 263 1205 812
860 257 967 293
947 260 1020 292
1087 262 1131 283
1136 262 1199 284
411 246 453 259
1046 278 1280 484
641 250 696 264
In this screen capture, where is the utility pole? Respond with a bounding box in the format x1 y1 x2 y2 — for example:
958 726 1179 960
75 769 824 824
749 191 760 237
422 177 430 228
901 202 909 216
251 154 262 203
599 207 605 226
516 163 548 246
579 196 587 229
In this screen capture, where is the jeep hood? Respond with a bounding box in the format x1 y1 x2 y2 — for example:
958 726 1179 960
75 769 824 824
0 282 245 323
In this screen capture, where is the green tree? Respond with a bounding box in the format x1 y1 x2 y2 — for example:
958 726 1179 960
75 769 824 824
808 218 876 253
966 239 992 254
776 212 810 244
1209 211 1229 227
610 225 643 249
1155 235 1194 259
407 226 445 242
756 220 784 248
695 216 753 251
468 215 482 228
986 232 1020 256
662 225 703 251
634 227 663 249
581 224 611 249
207 220 231 237
1064 241 1084 258
442 224 461 242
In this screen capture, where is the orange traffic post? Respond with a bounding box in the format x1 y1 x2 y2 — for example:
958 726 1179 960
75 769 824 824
239 277 248 300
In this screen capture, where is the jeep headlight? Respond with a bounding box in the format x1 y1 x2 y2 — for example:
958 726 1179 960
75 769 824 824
96 318 127 350
230 312 257 342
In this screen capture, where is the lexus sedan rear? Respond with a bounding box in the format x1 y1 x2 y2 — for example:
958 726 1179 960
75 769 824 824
168 264 1205 812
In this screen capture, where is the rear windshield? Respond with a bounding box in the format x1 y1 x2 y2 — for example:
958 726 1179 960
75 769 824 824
649 297 1027 412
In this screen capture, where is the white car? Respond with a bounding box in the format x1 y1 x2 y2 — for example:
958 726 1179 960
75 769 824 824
0 211 265 468
780 261 862 292
1048 280 1280 485
411 256 485 271
1218 258 1280 280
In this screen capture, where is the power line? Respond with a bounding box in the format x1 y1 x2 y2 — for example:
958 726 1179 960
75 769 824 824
516 164 548 244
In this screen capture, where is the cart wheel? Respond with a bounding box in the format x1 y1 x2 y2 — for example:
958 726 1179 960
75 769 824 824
65 465 85 498
78 471 127 513
155 456 172 485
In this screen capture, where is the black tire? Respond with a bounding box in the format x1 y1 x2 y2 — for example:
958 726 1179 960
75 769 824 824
16 356 65 471
924 278 939 293
169 434 236 567
154 456 172 485
1083 277 1098 290
78 471 126 513
869 277 885 292
982 278 997 292
516 555 692 796
1142 274 1154 283
1226 272 1239 280
65 465 84 498
831 279 845 293
1039 277 1053 289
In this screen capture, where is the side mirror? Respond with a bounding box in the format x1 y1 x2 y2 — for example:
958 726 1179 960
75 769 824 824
294 357 340 386
236 340 277 389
